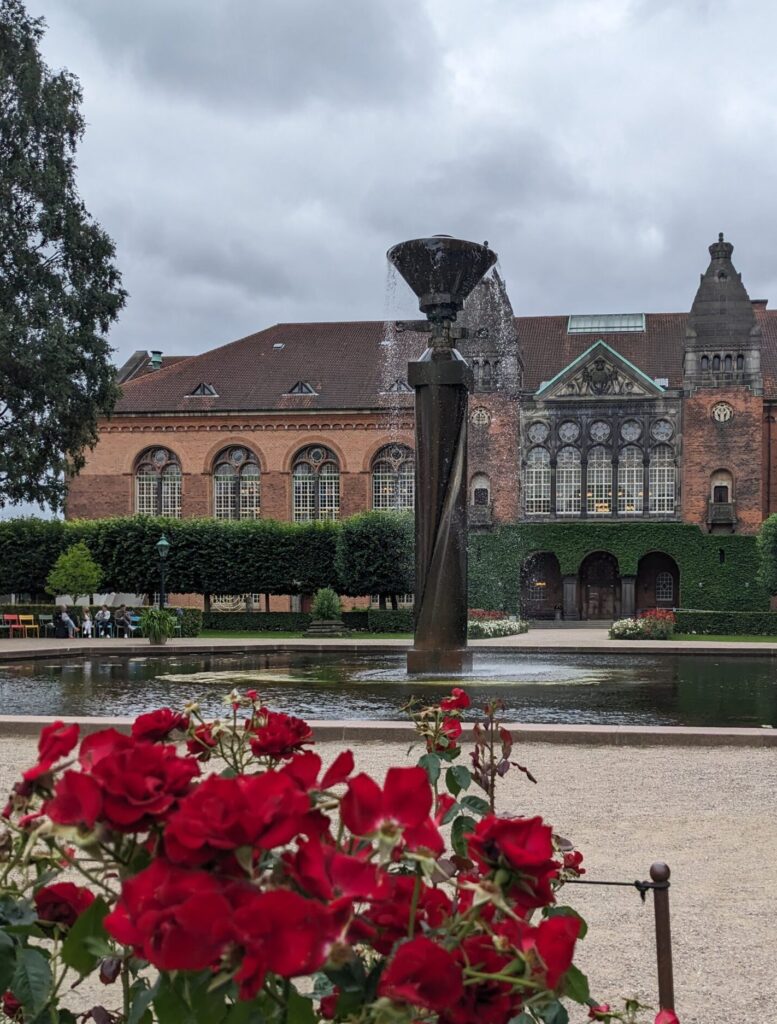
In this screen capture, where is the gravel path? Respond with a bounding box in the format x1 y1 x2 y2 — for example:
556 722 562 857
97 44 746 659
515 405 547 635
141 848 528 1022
1 735 774 1023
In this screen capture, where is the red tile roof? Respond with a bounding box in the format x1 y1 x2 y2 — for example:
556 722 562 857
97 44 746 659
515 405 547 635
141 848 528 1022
115 308 777 414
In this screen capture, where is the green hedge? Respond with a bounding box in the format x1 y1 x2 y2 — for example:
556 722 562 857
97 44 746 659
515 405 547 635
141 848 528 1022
674 611 777 635
202 612 313 632
367 608 414 632
469 522 770 614
342 610 369 631
0 603 201 637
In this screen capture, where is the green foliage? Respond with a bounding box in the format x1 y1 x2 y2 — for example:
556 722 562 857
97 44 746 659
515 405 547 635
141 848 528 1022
674 610 777 635
756 514 777 595
176 607 202 638
367 608 413 632
0 603 200 636
202 611 312 632
469 522 770 613
140 607 178 644
0 0 125 509
311 587 341 620
45 541 102 601
334 511 414 599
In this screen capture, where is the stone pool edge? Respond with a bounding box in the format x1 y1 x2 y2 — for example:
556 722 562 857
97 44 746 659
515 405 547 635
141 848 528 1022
0 716 773 747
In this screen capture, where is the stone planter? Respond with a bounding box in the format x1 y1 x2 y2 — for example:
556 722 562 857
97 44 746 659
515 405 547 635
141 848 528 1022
305 618 348 638
147 634 169 645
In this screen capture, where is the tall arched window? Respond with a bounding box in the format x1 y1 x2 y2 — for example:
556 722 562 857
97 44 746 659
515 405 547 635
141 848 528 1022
371 445 414 511
649 445 675 514
617 445 643 515
724 354 733 372
586 446 612 515
213 447 261 519
711 469 733 504
736 354 744 371
556 447 581 516
524 447 551 515
655 571 674 603
293 446 340 521
135 448 182 518
701 355 710 371
471 473 491 506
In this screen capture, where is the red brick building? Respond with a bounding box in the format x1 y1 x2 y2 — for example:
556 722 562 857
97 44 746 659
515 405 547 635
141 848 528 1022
67 235 777 615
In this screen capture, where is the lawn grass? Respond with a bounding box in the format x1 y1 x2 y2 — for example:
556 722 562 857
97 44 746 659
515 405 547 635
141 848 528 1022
673 633 777 643
199 630 413 640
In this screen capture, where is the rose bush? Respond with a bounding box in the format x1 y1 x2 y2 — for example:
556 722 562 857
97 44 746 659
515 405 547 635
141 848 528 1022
0 687 676 1024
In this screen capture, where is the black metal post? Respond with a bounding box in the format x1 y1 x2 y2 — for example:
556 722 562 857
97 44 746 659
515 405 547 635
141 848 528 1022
159 560 166 610
650 861 675 1010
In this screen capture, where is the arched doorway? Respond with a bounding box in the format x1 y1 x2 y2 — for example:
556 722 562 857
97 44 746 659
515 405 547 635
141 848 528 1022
579 552 619 620
520 553 562 620
636 552 680 613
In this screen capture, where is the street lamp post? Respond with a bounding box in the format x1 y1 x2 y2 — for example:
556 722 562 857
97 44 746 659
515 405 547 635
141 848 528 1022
156 533 170 609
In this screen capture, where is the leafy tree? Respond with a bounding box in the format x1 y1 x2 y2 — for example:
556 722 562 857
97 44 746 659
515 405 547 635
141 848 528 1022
0 0 126 510
335 511 414 608
46 540 102 602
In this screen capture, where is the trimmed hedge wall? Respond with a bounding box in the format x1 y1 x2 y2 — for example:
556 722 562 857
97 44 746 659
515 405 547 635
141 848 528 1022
202 612 313 632
367 609 414 632
0 604 202 637
674 611 777 635
468 522 771 614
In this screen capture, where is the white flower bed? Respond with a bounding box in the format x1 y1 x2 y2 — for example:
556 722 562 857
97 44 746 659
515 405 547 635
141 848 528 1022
467 618 529 638
608 618 644 639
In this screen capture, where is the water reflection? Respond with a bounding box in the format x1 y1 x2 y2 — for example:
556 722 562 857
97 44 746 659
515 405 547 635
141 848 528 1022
0 652 774 727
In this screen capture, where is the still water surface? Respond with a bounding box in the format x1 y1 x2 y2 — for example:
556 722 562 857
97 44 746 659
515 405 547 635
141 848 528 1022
0 651 775 727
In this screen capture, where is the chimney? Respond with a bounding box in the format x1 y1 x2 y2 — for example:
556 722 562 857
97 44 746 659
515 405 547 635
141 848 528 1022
150 350 163 370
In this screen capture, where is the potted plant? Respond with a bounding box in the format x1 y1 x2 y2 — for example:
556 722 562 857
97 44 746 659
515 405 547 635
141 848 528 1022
140 606 178 645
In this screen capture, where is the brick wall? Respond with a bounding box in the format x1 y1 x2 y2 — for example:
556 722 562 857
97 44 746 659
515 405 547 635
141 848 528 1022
681 388 763 534
467 393 520 524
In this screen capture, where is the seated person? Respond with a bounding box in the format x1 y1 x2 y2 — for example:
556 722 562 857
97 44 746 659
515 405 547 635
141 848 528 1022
95 605 112 637
53 606 78 639
81 609 93 638
113 605 131 638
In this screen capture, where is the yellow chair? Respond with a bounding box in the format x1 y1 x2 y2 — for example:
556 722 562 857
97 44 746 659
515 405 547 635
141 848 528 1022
18 615 40 638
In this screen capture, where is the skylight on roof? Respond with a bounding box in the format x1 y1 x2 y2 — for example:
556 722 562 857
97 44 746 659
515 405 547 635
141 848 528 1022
273 343 285 349
187 382 218 397
567 313 645 334
287 381 317 395
653 377 669 388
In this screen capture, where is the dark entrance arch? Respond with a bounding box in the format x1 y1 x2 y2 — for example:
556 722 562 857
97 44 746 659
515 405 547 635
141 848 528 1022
579 551 620 620
520 553 562 619
636 552 680 612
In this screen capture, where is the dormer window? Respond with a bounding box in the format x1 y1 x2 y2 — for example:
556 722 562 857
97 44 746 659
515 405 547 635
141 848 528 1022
188 383 218 397
384 379 413 394
288 381 317 395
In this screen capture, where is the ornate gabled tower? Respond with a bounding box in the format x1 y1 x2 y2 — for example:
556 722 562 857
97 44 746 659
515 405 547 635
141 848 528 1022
683 233 762 394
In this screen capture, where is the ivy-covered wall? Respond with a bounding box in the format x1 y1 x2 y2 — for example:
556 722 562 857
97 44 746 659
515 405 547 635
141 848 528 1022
468 522 770 613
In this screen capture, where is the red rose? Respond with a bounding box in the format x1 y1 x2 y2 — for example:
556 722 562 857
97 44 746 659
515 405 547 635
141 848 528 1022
655 1012 680 1024
533 915 580 987
340 767 442 854
563 850 585 876
589 1006 611 1020
285 837 378 902
320 750 354 789
250 711 314 760
467 815 559 911
89 737 199 832
2 992 22 1019
233 889 340 998
186 723 218 761
104 859 236 971
379 937 463 1012
132 709 189 742
79 728 132 770
319 992 338 1019
442 935 517 1024
34 882 95 928
350 874 451 955
44 770 103 829
427 716 462 753
440 687 470 711
163 771 315 867
23 721 80 782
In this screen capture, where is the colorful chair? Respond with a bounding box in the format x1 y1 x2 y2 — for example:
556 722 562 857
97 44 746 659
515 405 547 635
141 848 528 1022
18 615 39 638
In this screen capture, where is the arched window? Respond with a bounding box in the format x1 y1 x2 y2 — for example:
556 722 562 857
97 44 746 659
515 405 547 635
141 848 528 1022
711 469 733 504
371 445 414 511
724 354 733 372
292 446 340 521
135 448 182 518
617 445 643 515
471 473 490 506
649 445 675 514
556 446 581 516
736 353 744 371
586 446 612 515
712 354 721 371
701 355 710 371
655 571 674 603
524 447 551 515
213 447 261 519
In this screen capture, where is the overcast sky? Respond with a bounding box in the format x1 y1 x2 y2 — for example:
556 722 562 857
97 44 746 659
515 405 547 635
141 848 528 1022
30 0 777 367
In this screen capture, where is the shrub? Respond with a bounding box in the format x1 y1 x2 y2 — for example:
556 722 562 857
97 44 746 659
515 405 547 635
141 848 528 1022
608 618 645 639
609 614 673 640
468 609 504 620
140 608 178 644
177 608 202 637
335 511 414 603
467 618 529 638
367 608 414 633
674 610 777 635
311 587 341 620
45 542 102 603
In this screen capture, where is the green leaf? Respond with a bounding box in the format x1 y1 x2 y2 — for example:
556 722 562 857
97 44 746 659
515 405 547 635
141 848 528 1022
127 980 159 1024
460 794 491 816
153 974 192 1024
446 765 471 796
222 1002 265 1024
508 1013 536 1024
12 948 52 1015
562 964 590 1004
0 931 16 993
451 814 477 857
61 897 109 975
0 898 37 927
543 905 588 940
441 800 460 825
286 989 315 1024
539 1000 569 1024
418 753 441 786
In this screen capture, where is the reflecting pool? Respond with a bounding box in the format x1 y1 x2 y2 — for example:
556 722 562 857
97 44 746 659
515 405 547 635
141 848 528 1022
0 651 775 727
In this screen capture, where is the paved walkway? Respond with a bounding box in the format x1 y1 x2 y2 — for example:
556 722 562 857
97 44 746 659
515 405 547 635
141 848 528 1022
1 629 777 659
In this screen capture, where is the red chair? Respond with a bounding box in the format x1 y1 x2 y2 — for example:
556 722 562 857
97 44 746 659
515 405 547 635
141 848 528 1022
3 614 23 638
